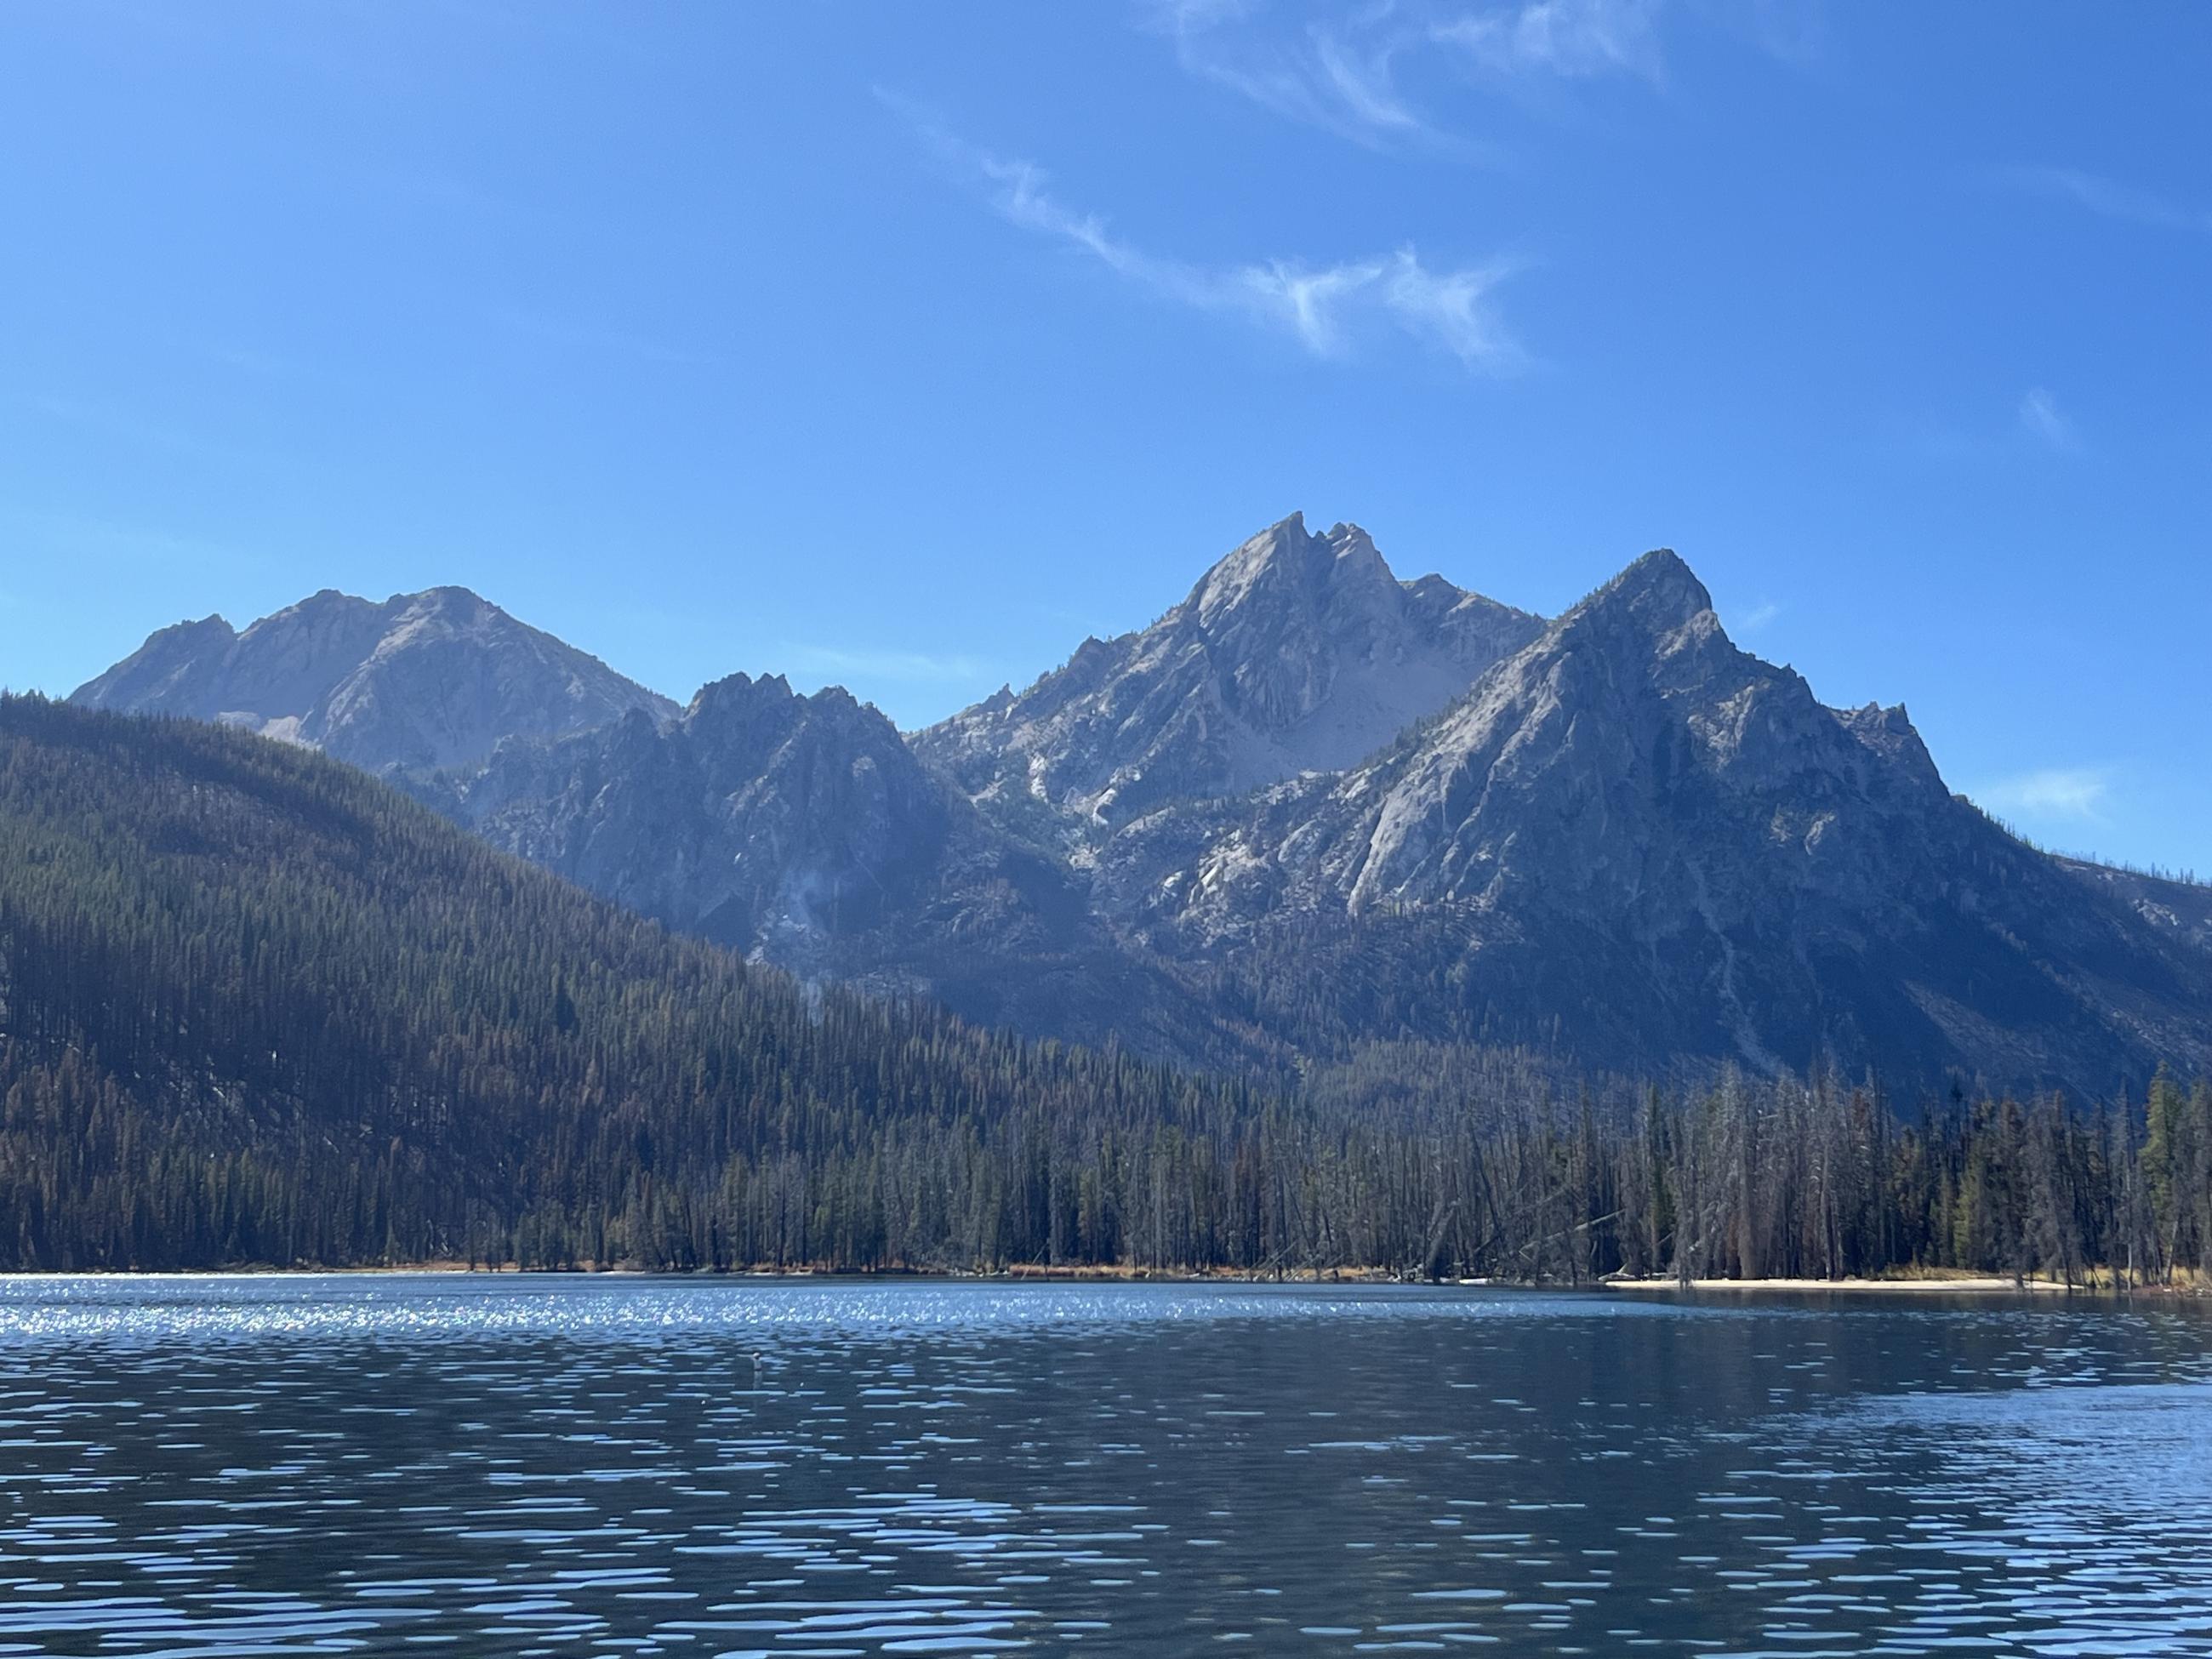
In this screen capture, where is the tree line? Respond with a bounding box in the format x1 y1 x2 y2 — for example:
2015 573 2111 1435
2 693 2208 1282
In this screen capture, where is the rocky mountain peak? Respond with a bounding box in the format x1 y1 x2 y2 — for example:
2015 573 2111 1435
687 670 795 719
915 514 1548 831
67 614 238 710
76 585 676 774
1839 699 1944 787
1568 548 1714 636
233 587 380 641
1189 513 1398 629
1189 511 1303 619
1087 537 2212 1091
396 585 499 623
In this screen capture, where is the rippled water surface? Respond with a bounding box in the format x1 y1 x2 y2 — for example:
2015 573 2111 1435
3 1276 2211 1656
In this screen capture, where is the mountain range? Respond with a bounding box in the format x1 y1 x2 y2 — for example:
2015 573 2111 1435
74 514 2212 1095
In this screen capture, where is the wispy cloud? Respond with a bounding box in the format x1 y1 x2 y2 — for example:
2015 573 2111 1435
1900 389 2081 462
1996 165 2212 234
1433 0 1665 83
1312 20 1429 133
784 644 991 684
1977 767 2112 823
2018 386 2078 452
1736 599 1782 634
1143 0 1463 151
1143 0 1678 148
891 100 1524 372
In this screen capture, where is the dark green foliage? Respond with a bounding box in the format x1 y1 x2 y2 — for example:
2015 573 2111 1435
0 696 1262 1270
2 695 2207 1282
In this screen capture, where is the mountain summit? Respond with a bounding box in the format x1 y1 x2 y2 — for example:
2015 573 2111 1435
914 513 1543 835
66 522 2212 1093
1097 546 2212 1086
73 586 676 774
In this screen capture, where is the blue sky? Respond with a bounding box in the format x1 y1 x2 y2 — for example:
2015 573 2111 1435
3 2 2207 874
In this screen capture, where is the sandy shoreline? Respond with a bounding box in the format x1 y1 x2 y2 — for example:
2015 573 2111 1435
1605 1274 2084 1294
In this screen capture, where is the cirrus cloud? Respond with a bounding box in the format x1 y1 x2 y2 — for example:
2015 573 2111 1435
2018 386 2078 452
889 97 1525 373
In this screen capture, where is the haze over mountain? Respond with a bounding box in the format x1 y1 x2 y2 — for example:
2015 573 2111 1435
72 585 676 775
73 516 2212 1095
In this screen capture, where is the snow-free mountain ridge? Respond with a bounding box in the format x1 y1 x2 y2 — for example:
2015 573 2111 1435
1096 544 2212 1084
914 513 1543 838
73 585 676 774
71 516 2212 1094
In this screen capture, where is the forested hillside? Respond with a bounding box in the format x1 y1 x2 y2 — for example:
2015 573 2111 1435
3 695 2208 1282
0 695 1265 1269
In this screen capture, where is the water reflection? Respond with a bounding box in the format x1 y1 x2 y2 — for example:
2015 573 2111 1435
0 1276 2208 1655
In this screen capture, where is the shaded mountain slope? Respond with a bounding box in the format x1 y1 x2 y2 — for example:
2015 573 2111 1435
425 670 1241 1065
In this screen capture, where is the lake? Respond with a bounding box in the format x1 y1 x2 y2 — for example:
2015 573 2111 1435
2 1276 2209 1656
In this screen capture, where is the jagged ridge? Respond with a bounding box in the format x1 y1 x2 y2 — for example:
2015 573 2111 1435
430 669 1244 1065
913 512 1543 836
1097 549 2212 1090
66 522 2212 1093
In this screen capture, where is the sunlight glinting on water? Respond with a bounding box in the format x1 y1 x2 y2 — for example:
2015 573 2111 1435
2 1276 2209 1656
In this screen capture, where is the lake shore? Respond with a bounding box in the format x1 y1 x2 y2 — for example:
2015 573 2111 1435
8 1263 2195 1294
1604 1274 2076 1294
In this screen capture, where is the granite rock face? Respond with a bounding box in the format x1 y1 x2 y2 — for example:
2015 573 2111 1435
435 671 1238 1063
1094 550 2212 1088
913 513 1543 837
74 587 676 774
